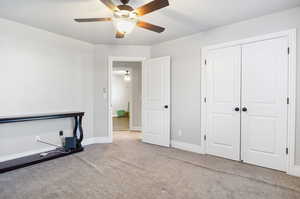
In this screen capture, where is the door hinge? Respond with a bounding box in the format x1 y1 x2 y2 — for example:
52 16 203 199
204 97 207 103
204 135 207 141
286 147 289 155
288 47 290 55
205 60 207 65
287 97 290 105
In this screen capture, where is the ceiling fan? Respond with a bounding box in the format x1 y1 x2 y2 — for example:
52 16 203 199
74 0 169 38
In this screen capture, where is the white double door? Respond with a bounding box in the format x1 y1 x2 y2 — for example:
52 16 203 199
206 37 288 171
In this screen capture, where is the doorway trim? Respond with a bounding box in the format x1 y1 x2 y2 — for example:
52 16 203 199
201 29 297 176
108 56 146 142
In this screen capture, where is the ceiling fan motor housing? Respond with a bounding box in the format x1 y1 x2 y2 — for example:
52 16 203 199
120 0 130 5
117 4 134 11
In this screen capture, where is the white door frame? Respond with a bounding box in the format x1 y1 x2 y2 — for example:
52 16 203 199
108 56 146 141
201 29 297 175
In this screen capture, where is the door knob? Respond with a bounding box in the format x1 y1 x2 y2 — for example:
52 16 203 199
164 105 169 109
234 107 240 112
242 107 248 112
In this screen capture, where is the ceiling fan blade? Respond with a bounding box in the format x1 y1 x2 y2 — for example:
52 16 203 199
99 0 118 11
137 21 165 33
116 32 125 38
74 18 112 22
135 0 169 16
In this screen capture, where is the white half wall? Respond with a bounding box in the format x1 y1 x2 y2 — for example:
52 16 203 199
0 18 95 160
151 6 300 165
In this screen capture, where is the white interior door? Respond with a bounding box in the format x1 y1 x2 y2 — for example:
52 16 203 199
206 46 241 161
142 56 170 147
241 37 288 171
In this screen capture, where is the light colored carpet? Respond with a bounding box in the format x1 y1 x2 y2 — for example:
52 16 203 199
1 131 300 199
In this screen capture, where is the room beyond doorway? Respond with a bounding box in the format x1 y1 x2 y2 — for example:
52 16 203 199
108 57 145 141
113 117 129 131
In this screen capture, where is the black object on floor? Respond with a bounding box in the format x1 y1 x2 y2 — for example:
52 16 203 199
0 112 85 173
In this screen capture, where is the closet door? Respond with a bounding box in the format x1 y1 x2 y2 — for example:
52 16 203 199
241 37 288 171
206 46 241 161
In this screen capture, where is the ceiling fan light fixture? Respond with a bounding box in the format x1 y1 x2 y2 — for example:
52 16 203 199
74 0 169 38
112 10 138 34
124 70 131 81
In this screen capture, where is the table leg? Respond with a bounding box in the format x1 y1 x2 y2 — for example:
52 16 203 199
77 115 84 148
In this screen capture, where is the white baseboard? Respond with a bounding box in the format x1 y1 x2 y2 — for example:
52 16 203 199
171 140 204 154
82 136 113 146
0 137 113 163
0 146 55 163
288 165 300 177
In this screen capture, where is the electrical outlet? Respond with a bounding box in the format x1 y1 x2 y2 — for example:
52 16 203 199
178 129 182 136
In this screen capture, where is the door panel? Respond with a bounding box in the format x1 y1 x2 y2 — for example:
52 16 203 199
241 37 288 171
206 46 241 161
142 57 170 147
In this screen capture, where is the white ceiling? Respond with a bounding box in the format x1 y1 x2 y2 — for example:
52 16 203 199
0 0 299 45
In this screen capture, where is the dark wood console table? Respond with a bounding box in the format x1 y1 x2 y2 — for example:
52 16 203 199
0 112 85 173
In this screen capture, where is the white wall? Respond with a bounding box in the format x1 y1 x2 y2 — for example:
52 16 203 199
112 71 130 115
0 18 150 160
94 45 150 137
130 63 142 129
0 18 95 161
151 7 300 164
152 34 202 147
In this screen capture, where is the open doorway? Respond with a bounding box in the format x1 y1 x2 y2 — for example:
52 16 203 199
108 57 145 141
108 56 171 146
112 67 131 131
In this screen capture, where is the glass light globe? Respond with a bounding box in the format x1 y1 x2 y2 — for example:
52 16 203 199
124 74 131 82
124 70 131 82
113 10 138 34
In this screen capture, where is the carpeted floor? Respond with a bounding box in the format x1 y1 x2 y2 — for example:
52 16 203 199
1 131 300 199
